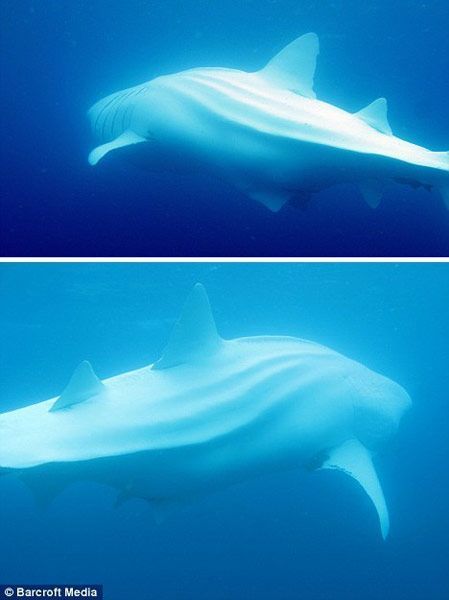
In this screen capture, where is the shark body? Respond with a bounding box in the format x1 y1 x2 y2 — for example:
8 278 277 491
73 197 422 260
88 33 448 211
0 284 411 538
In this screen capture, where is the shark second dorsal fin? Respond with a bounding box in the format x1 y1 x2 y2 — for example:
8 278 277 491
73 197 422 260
355 98 392 135
258 33 319 98
153 283 222 370
320 439 389 539
50 361 105 412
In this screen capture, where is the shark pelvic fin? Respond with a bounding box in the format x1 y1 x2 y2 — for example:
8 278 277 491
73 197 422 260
20 470 67 509
355 98 392 135
50 361 105 412
153 283 222 370
88 130 147 166
360 180 385 209
321 439 389 539
249 189 291 212
259 32 319 98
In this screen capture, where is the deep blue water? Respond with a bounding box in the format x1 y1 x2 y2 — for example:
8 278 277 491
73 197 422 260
1 262 448 599
1 1 449 257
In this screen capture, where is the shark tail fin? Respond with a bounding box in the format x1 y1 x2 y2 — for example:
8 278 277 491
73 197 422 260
320 439 389 540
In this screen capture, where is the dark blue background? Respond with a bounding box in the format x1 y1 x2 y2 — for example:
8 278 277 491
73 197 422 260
1 0 449 257
1 263 448 599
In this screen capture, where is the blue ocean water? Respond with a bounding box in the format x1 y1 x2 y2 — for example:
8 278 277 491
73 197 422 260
1 1 449 257
0 262 448 599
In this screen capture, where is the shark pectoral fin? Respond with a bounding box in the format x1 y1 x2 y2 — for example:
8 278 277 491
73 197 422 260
360 180 385 209
321 439 389 539
153 283 222 370
50 361 105 412
88 130 147 166
355 98 392 135
258 32 319 98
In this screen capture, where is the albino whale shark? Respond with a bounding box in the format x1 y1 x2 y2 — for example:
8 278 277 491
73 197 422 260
88 33 448 212
0 284 411 539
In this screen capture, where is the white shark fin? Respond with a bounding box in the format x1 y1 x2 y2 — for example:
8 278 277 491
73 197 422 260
321 439 389 539
50 361 104 412
360 180 385 209
259 33 319 98
355 98 392 135
154 283 222 370
88 130 147 166
20 470 67 509
249 189 291 212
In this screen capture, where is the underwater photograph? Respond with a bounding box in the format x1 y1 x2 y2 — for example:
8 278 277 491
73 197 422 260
1 0 449 257
1 261 448 599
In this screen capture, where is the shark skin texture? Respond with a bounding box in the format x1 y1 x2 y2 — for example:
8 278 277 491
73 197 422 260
87 33 449 212
0 284 411 539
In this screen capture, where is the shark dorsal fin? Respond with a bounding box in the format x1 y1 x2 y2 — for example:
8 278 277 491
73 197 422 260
355 98 392 135
50 361 105 412
258 33 319 98
153 283 221 370
321 439 389 539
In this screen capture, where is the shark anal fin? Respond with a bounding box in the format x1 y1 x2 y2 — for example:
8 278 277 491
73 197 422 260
355 98 392 136
88 130 147 166
153 283 222 370
50 361 104 412
258 33 319 98
320 439 389 539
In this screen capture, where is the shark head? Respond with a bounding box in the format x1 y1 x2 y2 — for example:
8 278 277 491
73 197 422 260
352 369 412 452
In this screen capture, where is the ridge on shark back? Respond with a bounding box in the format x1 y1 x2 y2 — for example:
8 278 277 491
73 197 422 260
0 284 411 539
88 33 449 212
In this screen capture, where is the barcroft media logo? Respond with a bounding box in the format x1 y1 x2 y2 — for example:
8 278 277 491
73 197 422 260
0 586 102 598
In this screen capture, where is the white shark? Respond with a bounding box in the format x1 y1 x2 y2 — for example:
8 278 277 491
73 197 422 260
87 33 448 212
0 284 410 539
